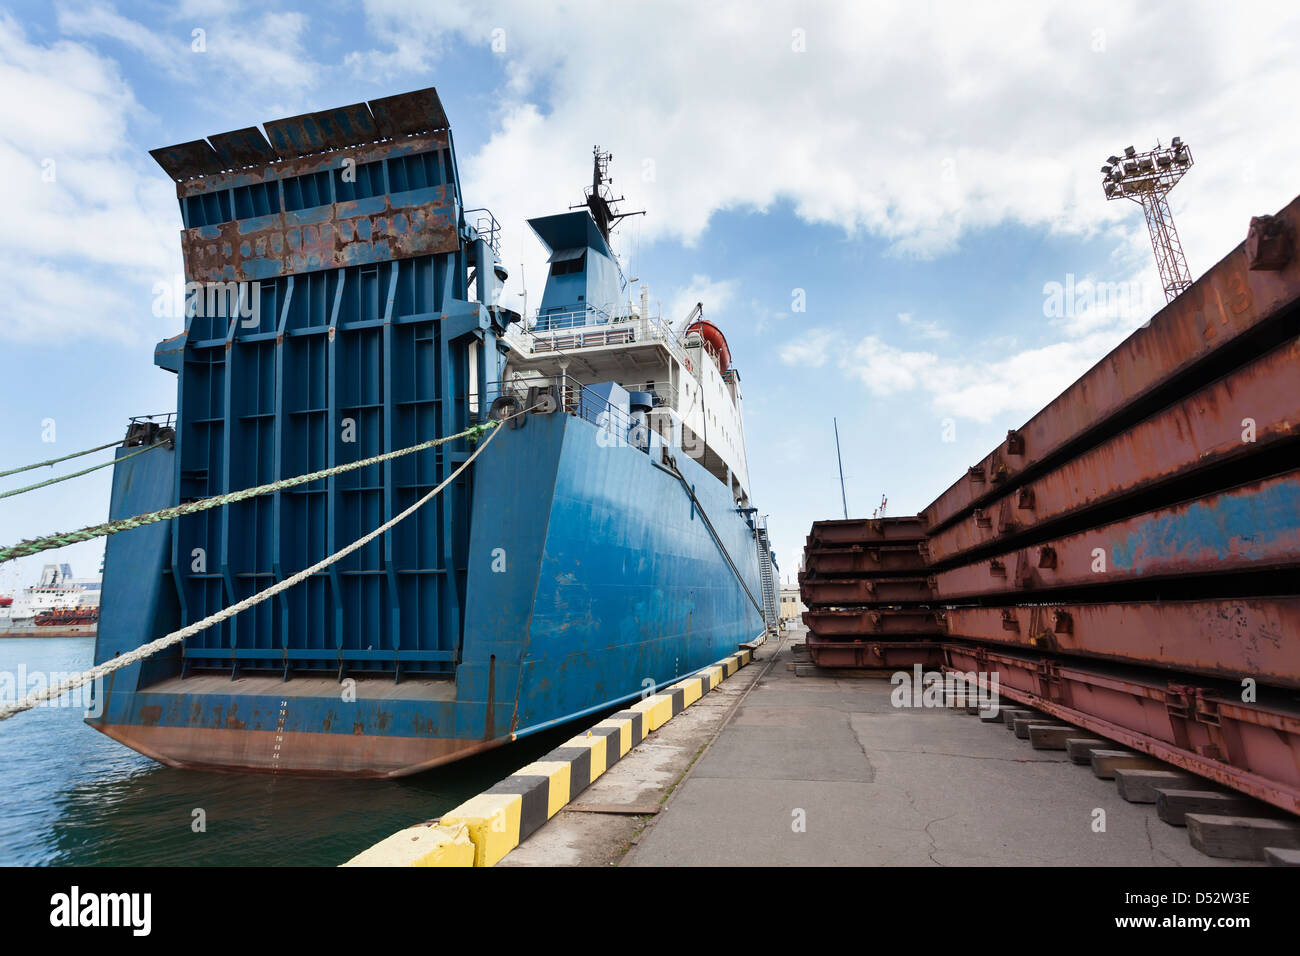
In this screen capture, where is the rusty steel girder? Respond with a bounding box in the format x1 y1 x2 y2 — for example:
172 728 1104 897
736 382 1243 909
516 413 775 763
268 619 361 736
943 644 1300 815
920 195 1300 534
805 635 944 669
926 337 1300 565
931 469 1300 600
798 574 935 607
803 607 941 636
807 516 926 546
803 542 928 576
942 597 1300 689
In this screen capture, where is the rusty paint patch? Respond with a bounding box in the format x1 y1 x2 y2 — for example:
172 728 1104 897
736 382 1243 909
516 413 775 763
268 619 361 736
180 191 458 283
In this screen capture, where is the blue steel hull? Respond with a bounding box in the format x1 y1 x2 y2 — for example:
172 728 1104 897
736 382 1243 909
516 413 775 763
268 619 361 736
88 411 764 776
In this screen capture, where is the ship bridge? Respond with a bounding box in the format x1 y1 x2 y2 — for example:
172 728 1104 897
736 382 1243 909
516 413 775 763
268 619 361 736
502 206 752 507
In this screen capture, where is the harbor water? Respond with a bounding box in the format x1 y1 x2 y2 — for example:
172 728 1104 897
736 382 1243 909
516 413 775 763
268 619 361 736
0 637 588 866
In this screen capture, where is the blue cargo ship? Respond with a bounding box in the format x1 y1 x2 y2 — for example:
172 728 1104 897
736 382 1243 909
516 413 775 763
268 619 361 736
88 88 778 776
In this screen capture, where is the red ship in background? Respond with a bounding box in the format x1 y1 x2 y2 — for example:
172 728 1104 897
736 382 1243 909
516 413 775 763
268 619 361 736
36 607 100 628
0 563 100 638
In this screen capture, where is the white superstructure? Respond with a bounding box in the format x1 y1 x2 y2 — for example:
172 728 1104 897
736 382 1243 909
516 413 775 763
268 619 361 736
0 563 100 628
503 294 753 508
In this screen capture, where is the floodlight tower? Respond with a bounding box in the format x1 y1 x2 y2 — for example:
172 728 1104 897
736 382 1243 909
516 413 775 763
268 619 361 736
1101 138 1194 303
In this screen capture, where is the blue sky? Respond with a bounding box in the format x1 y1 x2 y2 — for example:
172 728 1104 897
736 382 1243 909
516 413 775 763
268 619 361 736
1 0 1297 588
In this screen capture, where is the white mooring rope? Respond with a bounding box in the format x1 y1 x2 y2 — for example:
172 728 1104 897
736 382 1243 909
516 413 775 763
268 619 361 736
0 421 506 723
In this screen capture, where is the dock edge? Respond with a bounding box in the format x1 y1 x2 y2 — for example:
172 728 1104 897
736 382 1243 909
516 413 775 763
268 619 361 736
342 648 755 867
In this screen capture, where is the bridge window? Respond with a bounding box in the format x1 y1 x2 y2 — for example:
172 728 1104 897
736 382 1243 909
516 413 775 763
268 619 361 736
549 252 586 276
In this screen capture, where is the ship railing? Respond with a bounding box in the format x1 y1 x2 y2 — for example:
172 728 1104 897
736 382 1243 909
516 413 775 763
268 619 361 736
632 379 679 411
476 376 642 446
481 376 680 419
531 306 615 331
463 208 501 255
129 412 177 429
506 308 694 369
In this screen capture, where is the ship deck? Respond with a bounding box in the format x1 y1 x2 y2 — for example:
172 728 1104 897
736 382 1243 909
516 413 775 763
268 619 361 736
143 673 457 702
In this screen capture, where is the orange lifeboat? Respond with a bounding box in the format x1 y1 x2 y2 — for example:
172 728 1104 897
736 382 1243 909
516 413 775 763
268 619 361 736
684 319 732 372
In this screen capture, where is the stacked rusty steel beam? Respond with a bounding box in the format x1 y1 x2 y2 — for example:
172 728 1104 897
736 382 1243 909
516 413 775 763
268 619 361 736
799 516 944 668
802 195 1300 813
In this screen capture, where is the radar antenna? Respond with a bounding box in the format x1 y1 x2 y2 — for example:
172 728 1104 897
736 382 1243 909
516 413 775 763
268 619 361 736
572 146 645 242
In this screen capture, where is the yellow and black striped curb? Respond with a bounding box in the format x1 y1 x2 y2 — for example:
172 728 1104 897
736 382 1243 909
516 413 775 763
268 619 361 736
343 647 753 867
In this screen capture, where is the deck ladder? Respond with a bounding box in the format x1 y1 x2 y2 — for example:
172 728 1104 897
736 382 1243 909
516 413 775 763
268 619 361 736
754 518 779 634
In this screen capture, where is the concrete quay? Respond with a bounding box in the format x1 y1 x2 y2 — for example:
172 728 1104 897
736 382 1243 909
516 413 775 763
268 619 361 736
503 629 1256 867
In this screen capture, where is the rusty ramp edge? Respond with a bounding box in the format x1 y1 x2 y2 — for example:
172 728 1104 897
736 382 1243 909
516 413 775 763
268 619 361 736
941 597 1300 690
341 648 755 867
804 633 945 669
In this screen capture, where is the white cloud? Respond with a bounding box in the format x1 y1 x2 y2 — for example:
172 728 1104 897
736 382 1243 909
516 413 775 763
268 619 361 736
898 312 949 341
336 0 1296 429
57 2 321 94
0 16 179 344
831 326 1130 424
778 328 835 368
349 0 1300 287
211 12 317 92
56 1 179 69
666 274 739 331
841 336 942 397
0 5 330 346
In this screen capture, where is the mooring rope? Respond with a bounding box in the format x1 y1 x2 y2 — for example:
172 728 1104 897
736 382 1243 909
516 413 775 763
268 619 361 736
0 439 126 480
0 421 496 564
0 441 167 501
0 419 507 722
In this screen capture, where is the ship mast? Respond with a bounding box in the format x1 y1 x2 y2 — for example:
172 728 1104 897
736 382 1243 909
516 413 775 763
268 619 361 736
572 147 644 242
